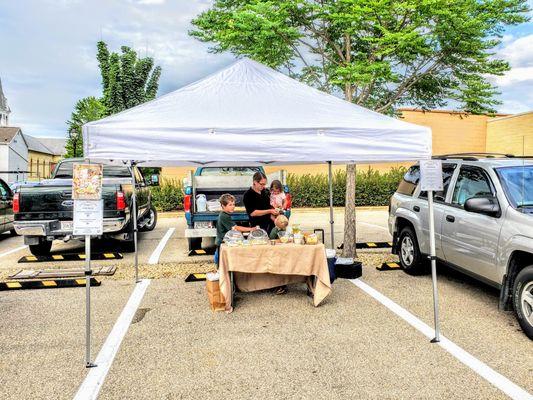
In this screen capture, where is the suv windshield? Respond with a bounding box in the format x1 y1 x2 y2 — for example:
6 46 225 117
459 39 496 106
54 161 131 178
496 166 533 209
199 167 261 176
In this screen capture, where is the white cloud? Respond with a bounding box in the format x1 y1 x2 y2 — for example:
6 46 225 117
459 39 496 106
498 34 533 68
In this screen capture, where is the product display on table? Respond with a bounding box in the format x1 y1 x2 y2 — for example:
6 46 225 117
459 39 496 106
249 229 269 245
223 230 244 246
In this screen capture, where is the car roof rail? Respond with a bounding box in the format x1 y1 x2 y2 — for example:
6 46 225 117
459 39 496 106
433 152 516 161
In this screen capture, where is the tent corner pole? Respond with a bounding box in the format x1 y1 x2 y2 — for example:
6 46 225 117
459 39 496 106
327 161 334 249
130 161 139 283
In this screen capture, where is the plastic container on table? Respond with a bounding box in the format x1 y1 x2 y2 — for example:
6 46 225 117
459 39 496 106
249 229 269 245
223 230 244 246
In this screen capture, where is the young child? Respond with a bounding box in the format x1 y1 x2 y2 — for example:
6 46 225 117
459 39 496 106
269 215 289 239
215 194 257 266
270 180 287 210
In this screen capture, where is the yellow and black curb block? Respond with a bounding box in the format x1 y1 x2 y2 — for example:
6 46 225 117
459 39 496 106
356 242 393 249
188 249 215 257
18 252 123 263
185 273 207 282
0 278 101 291
377 262 401 271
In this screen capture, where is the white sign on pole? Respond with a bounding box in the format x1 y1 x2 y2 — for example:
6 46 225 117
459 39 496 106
420 159 444 191
73 200 104 235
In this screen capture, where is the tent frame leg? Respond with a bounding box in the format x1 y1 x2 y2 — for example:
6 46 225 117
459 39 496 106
327 161 334 249
130 161 139 284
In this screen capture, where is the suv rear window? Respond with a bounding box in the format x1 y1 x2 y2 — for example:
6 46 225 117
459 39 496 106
397 166 420 196
199 167 261 176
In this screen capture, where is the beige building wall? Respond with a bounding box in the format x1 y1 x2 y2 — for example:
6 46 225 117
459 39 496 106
160 109 510 182
486 111 533 156
28 151 55 180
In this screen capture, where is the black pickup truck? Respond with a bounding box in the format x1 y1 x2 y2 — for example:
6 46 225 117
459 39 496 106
13 158 158 256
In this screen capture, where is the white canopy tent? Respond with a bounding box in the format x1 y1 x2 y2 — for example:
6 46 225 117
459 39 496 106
81 59 441 353
83 59 431 165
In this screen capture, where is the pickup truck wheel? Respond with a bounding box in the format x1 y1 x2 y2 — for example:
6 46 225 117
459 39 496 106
140 205 157 232
398 226 426 275
9 228 17 236
512 266 533 340
188 237 202 252
29 239 52 256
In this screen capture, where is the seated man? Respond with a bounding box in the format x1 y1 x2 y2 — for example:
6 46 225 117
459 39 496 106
243 171 278 234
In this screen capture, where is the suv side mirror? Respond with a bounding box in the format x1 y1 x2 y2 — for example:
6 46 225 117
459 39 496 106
464 196 501 217
150 174 159 186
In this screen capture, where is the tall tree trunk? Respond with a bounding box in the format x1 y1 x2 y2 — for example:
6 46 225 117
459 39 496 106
342 33 357 258
342 164 357 257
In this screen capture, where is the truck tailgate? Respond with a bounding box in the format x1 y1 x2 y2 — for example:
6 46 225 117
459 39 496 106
16 182 121 220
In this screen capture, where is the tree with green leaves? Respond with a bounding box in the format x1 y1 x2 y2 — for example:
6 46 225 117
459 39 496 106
97 41 162 115
65 96 106 158
190 0 529 257
66 42 162 157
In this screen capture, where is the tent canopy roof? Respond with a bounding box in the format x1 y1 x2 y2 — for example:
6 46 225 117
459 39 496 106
84 59 431 166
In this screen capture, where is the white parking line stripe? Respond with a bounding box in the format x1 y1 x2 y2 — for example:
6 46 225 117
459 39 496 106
350 279 533 400
0 245 27 259
74 279 151 400
148 228 175 264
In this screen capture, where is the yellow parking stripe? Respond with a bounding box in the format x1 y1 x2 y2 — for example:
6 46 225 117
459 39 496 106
195 249 206 255
6 282 22 288
388 242 393 246
52 255 64 260
79 254 86 259
42 281 57 287
103 253 115 258
387 262 400 268
76 279 86 285
367 242 377 247
26 256 38 261
193 273 206 279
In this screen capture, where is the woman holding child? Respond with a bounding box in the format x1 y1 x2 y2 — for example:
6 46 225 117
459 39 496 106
242 172 281 234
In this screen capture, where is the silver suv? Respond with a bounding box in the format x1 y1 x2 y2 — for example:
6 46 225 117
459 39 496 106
389 155 533 340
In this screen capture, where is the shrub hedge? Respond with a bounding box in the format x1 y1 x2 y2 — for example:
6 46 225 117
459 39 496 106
149 167 407 211
150 178 184 211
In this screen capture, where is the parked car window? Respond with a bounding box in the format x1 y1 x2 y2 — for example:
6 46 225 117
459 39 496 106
0 180 8 197
54 161 131 178
199 167 261 176
452 166 494 207
419 164 457 202
396 166 420 196
496 165 533 210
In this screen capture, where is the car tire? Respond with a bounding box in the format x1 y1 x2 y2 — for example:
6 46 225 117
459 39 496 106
188 237 202 252
29 238 52 256
512 265 533 340
140 205 157 232
9 228 17 236
398 226 427 275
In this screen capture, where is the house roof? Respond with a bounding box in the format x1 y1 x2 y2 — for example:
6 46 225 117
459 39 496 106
0 127 21 144
36 137 67 156
23 134 54 154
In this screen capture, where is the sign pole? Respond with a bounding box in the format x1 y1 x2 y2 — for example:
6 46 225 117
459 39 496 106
73 163 103 368
428 190 440 342
420 159 443 343
84 234 96 367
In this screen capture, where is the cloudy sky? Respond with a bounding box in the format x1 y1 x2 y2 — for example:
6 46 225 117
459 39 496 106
1 0 532 138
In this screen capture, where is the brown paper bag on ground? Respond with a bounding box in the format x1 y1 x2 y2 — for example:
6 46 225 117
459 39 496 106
206 280 226 311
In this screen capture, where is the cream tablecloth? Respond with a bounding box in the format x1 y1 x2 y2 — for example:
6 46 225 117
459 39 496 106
219 242 332 311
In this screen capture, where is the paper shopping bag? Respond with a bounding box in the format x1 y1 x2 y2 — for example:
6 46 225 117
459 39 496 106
206 279 226 311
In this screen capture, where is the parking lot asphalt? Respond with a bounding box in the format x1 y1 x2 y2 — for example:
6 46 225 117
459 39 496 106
0 208 531 399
